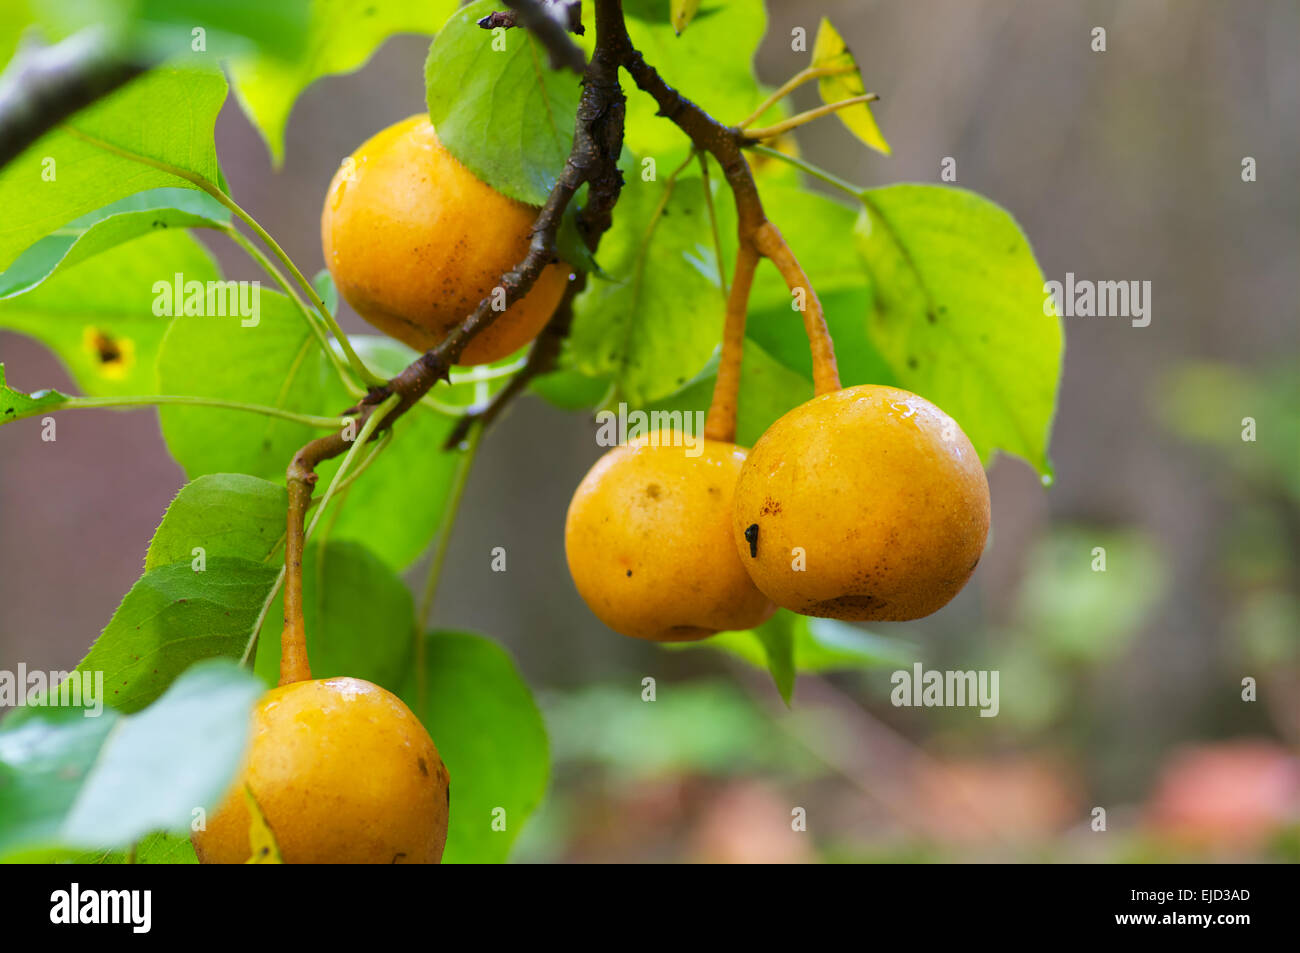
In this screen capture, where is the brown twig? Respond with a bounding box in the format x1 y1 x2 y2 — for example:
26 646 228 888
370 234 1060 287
603 0 842 403
480 1 586 73
443 276 582 450
276 0 627 674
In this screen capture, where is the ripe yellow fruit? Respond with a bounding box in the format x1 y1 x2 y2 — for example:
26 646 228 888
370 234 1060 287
321 114 570 366
732 385 990 621
192 677 449 864
565 433 775 641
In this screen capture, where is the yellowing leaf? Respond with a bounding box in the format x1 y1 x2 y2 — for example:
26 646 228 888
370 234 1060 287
243 787 282 864
670 0 702 34
811 17 890 155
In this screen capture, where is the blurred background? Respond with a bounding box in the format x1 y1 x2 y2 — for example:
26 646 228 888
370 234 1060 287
1 0 1297 861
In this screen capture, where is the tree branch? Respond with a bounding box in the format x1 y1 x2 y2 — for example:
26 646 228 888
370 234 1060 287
442 276 580 450
599 0 842 425
0 27 146 170
480 0 586 73
277 0 627 676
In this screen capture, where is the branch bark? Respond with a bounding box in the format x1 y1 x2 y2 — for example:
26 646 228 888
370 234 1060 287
480 0 586 73
0 28 146 170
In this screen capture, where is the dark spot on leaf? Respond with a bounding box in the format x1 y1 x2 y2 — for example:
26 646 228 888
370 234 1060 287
907 357 918 370
88 330 123 365
926 310 936 324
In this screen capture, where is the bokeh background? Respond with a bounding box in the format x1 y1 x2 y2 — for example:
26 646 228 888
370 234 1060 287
2 0 1297 861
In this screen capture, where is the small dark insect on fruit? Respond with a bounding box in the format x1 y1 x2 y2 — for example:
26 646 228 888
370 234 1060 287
744 523 760 558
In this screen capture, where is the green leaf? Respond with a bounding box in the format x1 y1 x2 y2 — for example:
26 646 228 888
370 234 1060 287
156 289 343 480
798 618 917 670
622 0 766 156
402 631 548 863
570 174 727 404
530 365 611 411
855 184 1062 477
75 558 281 713
66 473 289 715
230 0 452 165
425 0 581 205
0 188 229 299
125 0 311 61
145 473 287 571
810 18 890 155
0 64 227 273
0 229 220 397
752 612 796 704
0 363 68 424
254 540 413 690
133 830 199 864
0 0 33 67
672 611 916 688
20 0 311 62
0 660 261 857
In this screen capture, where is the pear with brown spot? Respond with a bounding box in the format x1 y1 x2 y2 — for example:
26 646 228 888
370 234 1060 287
732 384 990 621
565 432 775 641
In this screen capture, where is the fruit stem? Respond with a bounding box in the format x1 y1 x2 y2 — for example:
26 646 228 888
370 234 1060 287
280 394 399 685
704 240 759 443
754 221 841 395
737 63 857 130
279 475 314 686
743 94 879 142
